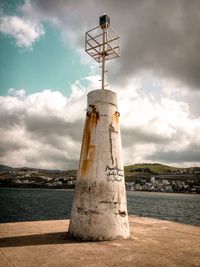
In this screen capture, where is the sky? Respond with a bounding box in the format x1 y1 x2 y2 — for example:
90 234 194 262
0 0 200 170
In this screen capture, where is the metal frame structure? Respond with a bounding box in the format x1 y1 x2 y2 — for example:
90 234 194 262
85 21 120 90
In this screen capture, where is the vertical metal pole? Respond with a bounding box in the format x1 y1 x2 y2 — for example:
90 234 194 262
101 27 106 90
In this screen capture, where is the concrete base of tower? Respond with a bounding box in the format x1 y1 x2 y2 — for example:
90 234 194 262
69 180 130 241
69 89 130 241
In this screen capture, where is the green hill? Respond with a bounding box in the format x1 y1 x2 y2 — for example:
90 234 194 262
124 163 179 176
0 164 12 171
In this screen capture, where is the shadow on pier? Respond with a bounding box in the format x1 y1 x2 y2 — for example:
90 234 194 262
0 232 80 247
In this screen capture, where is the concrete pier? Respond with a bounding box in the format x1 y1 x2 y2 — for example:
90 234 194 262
0 216 199 267
69 89 130 240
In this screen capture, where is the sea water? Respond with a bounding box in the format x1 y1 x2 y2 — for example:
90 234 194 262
0 188 199 226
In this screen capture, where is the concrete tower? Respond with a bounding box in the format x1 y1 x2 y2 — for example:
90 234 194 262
69 15 130 241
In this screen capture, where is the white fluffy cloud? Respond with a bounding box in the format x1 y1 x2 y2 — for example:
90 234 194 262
118 75 200 166
0 76 199 170
0 15 44 48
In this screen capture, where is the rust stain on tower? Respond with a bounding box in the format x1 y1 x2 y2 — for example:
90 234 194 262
80 107 99 177
113 111 119 130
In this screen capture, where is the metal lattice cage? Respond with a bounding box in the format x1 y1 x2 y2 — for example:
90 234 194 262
85 25 120 63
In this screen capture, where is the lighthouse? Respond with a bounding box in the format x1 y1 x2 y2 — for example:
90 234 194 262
69 14 130 241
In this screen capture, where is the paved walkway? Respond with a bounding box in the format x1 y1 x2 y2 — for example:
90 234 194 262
0 216 199 267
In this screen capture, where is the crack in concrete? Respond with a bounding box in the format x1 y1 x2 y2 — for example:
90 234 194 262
95 117 100 183
109 123 115 165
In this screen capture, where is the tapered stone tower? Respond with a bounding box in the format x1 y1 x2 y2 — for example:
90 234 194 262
69 15 130 241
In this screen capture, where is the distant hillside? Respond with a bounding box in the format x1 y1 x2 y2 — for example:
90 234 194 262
0 162 199 192
125 163 180 175
0 164 12 171
0 164 76 175
0 162 198 175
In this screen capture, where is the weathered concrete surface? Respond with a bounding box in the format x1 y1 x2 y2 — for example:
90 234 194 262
69 89 130 240
0 216 199 267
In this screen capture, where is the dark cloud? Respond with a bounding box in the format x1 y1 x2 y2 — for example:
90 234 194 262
148 143 200 163
0 106 24 128
24 114 84 153
121 127 170 147
0 137 27 157
25 149 78 170
24 113 83 144
112 0 200 90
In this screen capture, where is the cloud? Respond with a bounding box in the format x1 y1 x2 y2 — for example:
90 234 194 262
0 1 200 169
17 0 200 91
0 75 200 169
0 83 88 169
117 76 200 166
2 0 200 89
149 143 200 164
121 127 170 147
0 75 103 169
0 15 44 48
